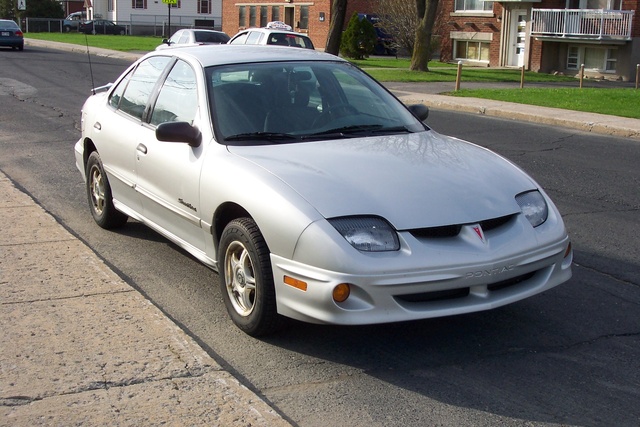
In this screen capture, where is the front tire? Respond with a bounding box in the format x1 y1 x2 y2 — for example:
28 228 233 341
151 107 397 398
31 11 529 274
86 151 128 229
218 218 282 336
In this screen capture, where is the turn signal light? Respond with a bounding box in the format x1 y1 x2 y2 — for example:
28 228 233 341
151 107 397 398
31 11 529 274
564 241 572 258
332 283 350 303
284 275 307 291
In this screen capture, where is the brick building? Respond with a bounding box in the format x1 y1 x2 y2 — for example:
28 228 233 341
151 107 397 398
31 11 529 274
439 0 639 81
221 0 379 50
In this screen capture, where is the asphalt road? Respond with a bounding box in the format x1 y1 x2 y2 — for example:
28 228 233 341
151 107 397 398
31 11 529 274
1 46 639 427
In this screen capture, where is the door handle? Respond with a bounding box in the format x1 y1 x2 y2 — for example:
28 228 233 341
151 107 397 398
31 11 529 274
137 143 147 154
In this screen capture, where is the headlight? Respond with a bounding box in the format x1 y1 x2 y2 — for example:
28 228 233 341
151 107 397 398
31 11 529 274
516 190 548 227
329 216 400 252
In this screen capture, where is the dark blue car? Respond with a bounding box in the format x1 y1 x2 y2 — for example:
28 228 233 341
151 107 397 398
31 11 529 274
0 19 24 51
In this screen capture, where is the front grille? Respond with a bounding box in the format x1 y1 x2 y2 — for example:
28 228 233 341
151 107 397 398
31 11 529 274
487 271 535 291
394 271 537 304
409 214 515 239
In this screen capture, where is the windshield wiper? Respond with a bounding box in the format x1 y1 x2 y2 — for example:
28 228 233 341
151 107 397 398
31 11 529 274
304 125 413 140
225 132 298 142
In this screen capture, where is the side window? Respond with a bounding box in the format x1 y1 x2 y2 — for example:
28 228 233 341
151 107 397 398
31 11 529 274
178 32 190 44
118 56 171 120
150 60 198 126
108 68 133 109
169 30 182 44
246 31 263 44
230 32 248 44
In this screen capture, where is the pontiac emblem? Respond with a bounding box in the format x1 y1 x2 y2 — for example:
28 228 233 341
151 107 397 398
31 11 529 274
472 224 486 244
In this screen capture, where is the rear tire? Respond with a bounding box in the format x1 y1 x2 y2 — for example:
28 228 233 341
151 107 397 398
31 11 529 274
86 151 128 229
218 218 283 336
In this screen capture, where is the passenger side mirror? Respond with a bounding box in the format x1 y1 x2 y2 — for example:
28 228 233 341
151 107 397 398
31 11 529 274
156 122 202 147
408 104 429 121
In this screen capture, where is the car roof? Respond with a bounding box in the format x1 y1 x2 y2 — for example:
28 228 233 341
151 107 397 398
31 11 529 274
146 44 344 67
236 27 310 38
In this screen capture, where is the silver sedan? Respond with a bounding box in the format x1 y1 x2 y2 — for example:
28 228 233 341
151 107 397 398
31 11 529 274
74 45 572 336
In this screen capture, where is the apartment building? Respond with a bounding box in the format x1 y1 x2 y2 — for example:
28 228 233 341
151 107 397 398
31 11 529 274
440 0 639 80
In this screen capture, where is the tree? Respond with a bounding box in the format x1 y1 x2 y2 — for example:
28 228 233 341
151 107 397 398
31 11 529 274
325 0 348 56
374 0 419 55
340 13 377 59
0 0 16 20
32 0 65 18
410 0 440 71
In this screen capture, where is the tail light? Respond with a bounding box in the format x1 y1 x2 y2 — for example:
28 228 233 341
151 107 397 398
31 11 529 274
16 30 23 37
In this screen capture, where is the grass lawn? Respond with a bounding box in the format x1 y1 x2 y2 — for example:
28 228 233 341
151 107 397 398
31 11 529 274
26 33 163 52
448 88 640 119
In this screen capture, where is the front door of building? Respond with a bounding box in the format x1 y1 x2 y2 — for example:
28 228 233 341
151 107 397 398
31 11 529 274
508 10 527 67
284 6 295 29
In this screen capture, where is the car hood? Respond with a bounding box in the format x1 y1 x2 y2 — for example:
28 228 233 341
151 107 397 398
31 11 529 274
227 131 537 229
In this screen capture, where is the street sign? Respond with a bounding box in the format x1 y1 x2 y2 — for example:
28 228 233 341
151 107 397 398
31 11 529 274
17 0 26 10
162 0 177 4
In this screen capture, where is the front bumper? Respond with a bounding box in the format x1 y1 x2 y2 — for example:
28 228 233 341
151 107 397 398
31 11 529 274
271 234 572 325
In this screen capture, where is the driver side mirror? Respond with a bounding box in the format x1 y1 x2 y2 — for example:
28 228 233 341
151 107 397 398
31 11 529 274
156 122 202 147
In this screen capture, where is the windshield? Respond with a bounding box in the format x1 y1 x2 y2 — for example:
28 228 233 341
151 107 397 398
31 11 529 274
206 61 428 145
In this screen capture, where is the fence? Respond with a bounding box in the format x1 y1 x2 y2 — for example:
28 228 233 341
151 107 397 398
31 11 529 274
23 15 221 37
531 9 634 40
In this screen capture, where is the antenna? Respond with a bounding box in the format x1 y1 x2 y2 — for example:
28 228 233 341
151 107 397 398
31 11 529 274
84 33 96 95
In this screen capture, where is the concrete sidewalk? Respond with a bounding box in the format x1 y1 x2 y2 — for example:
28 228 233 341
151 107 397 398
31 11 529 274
0 172 291 426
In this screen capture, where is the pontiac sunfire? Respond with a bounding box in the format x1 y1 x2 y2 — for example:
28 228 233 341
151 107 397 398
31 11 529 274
74 45 572 336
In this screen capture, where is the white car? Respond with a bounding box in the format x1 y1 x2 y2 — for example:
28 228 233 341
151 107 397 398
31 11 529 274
229 21 314 49
74 45 572 336
156 29 230 50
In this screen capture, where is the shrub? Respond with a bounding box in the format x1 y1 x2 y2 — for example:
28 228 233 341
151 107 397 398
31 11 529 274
340 13 377 60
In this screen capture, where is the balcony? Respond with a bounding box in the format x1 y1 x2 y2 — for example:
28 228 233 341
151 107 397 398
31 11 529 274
531 9 634 41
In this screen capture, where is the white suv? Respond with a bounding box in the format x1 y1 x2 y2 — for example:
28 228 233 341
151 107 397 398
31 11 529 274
229 21 314 49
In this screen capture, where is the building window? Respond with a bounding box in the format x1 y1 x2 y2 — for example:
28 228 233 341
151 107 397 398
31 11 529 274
170 0 180 9
198 0 210 14
249 6 256 27
567 46 617 72
455 0 493 12
272 6 280 22
239 6 246 27
455 40 490 61
567 46 579 69
132 0 146 9
108 0 113 11
299 5 309 29
605 49 617 71
260 6 268 27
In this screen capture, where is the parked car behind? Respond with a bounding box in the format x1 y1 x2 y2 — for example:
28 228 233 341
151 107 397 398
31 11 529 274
62 11 87 32
79 19 127 35
74 45 572 337
156 29 229 50
0 19 24 51
229 21 314 49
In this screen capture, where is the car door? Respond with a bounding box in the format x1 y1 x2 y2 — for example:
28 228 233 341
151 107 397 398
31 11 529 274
135 59 207 253
96 56 173 216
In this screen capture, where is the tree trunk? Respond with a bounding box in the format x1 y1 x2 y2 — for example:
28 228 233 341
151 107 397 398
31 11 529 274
325 0 348 55
410 0 440 71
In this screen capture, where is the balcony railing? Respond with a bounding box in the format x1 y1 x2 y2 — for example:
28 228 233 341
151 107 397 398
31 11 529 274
531 9 634 40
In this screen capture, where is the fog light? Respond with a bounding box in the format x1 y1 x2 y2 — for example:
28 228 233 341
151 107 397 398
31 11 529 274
332 283 351 303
